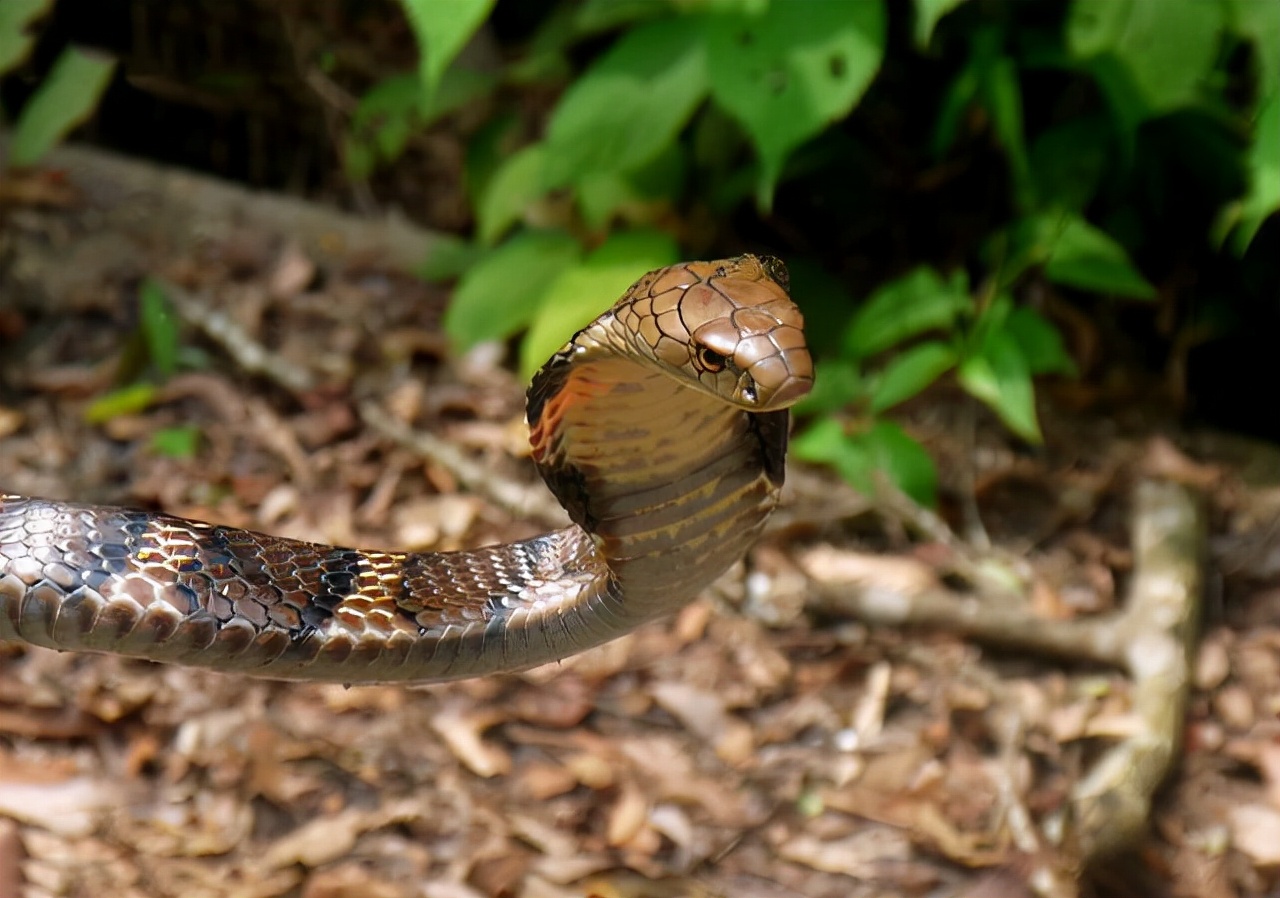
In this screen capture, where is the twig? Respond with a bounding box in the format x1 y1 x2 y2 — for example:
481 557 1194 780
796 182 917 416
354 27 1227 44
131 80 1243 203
357 400 567 527
801 479 1205 865
1063 480 1202 862
164 279 567 528
162 280 317 394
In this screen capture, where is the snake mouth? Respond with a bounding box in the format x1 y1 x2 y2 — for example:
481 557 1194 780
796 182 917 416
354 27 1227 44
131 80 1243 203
734 367 813 410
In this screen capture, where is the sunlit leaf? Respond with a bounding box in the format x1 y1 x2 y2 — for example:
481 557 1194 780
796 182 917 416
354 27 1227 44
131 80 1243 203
520 230 679 379
705 0 886 204
444 230 582 349
543 18 707 187
9 47 116 167
400 0 495 96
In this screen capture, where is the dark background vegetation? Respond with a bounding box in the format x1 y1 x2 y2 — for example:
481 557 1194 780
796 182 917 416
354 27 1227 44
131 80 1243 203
3 0 1278 478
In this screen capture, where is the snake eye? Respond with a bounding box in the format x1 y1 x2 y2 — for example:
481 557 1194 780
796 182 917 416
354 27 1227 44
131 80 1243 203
697 346 728 372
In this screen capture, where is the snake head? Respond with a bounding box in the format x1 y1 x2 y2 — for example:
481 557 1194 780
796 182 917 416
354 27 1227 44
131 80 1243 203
613 254 814 411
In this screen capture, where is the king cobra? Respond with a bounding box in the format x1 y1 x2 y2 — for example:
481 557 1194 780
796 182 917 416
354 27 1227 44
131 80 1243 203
0 255 812 682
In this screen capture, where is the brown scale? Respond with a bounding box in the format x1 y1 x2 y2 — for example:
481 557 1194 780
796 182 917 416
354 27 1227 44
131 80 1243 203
0 255 812 682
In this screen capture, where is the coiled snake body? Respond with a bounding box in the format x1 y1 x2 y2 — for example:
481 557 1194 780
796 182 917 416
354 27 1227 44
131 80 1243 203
0 256 812 682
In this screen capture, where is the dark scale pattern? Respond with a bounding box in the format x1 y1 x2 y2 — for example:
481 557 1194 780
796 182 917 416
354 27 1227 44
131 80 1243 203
0 255 811 683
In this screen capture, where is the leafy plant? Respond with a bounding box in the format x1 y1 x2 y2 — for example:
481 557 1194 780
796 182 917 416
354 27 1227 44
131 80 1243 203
85 279 204 458
1 1 116 169
792 265 1075 505
313 0 1280 503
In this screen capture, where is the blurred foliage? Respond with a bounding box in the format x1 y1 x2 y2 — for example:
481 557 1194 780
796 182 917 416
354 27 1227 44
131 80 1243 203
84 279 206 460
5 0 1277 502
381 0 1277 503
0 0 114 167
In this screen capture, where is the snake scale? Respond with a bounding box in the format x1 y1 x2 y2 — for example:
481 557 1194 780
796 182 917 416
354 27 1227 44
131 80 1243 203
0 255 812 682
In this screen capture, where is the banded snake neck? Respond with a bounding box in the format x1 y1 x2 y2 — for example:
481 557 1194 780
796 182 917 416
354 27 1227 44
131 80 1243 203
0 255 813 682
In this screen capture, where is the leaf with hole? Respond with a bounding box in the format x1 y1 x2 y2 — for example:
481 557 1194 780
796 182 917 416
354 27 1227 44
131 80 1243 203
705 0 886 203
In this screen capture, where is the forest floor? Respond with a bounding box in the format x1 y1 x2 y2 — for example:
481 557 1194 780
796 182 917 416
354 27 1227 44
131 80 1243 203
1 146 1280 898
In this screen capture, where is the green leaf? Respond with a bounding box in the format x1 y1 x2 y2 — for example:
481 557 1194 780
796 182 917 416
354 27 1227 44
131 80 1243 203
575 0 673 34
477 143 548 245
843 267 970 360
983 53 1031 209
9 47 116 168
1067 0 1226 121
705 0 886 204
1217 91 1280 254
913 0 969 48
871 340 958 412
865 421 937 506
576 142 685 231
957 328 1041 442
419 233 487 282
520 230 679 380
1004 306 1077 377
792 418 875 493
1043 213 1156 299
1028 114 1110 212
1227 0 1280 91
444 230 582 350
0 0 51 74
84 383 157 425
400 0 495 97
345 68 496 181
543 18 707 187
139 279 179 379
794 359 867 416
792 418 937 505
151 426 201 459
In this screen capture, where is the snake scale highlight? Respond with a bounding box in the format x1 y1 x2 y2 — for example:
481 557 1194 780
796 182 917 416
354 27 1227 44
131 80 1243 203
0 255 812 682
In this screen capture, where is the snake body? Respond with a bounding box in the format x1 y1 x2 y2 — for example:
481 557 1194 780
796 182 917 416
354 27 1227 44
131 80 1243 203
0 255 811 682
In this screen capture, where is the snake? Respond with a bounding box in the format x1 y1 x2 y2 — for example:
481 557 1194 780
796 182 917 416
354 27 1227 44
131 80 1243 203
0 255 812 683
